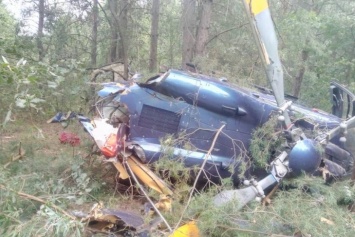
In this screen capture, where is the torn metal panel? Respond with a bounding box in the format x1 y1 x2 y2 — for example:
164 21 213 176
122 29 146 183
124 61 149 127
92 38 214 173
83 207 148 236
77 115 174 195
88 208 145 229
112 161 129 179
79 204 200 237
125 155 173 196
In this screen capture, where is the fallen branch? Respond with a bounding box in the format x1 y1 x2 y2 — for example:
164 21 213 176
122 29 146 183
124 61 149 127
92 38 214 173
218 224 270 236
0 184 76 220
124 158 172 232
4 142 26 169
262 183 279 206
173 124 226 232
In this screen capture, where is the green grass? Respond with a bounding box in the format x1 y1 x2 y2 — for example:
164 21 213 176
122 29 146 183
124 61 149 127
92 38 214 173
0 120 124 236
1 119 355 237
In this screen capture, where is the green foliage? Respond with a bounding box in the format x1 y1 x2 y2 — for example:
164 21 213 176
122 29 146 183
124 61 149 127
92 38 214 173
156 0 182 69
263 177 355 236
1 204 84 237
272 0 355 110
2 0 355 113
0 56 88 128
249 116 284 168
154 134 198 196
0 2 16 39
1 1 355 236
0 123 101 236
185 188 238 236
178 176 355 237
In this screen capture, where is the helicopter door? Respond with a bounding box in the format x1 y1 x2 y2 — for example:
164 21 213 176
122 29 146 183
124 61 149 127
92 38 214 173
330 81 355 119
330 82 355 165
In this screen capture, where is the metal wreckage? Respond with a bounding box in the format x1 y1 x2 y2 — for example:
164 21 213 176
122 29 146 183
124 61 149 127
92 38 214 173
63 0 355 236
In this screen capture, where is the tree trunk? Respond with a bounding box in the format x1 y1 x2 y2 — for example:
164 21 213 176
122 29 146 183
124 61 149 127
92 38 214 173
292 49 309 97
91 0 98 67
195 0 212 58
149 0 160 73
107 0 129 80
37 0 45 61
118 0 129 79
181 0 196 69
109 0 118 63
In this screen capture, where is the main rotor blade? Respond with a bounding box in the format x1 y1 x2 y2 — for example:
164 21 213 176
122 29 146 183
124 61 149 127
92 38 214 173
242 0 291 128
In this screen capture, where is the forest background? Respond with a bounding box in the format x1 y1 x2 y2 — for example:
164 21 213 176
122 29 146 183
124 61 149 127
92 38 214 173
1 0 355 236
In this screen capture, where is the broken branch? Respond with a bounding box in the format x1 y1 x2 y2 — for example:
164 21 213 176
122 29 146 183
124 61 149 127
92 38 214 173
124 158 172 232
262 183 279 206
4 142 26 169
0 184 76 220
174 124 226 232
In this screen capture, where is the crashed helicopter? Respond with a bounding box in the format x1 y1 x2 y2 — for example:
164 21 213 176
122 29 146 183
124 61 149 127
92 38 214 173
75 0 355 214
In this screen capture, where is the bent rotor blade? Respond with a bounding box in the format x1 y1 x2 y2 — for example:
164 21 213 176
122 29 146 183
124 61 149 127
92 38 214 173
243 0 291 128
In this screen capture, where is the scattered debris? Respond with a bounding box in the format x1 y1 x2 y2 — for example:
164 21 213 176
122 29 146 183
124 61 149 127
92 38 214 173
169 221 200 237
69 202 200 237
47 111 75 123
59 131 80 146
320 217 335 226
82 202 146 235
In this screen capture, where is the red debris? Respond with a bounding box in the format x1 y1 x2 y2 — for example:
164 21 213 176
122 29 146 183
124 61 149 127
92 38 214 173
59 132 80 146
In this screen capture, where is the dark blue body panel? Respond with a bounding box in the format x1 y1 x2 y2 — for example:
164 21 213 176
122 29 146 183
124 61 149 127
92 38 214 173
98 69 345 180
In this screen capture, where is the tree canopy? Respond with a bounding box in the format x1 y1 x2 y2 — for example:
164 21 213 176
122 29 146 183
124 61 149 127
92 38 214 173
1 0 355 119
